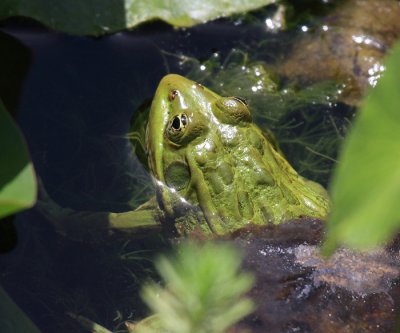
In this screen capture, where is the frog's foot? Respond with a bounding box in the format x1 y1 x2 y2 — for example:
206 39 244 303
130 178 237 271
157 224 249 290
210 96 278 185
36 179 161 242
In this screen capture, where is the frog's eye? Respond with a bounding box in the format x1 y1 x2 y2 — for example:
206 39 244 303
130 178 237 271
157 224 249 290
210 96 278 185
215 97 252 124
167 113 189 144
169 113 187 133
166 112 207 145
233 96 248 106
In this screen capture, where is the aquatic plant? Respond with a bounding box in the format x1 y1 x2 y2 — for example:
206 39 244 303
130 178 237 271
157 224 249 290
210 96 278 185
136 241 254 333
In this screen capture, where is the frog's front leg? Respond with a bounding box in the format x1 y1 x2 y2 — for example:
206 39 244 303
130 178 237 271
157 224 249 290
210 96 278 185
185 153 224 235
37 180 161 242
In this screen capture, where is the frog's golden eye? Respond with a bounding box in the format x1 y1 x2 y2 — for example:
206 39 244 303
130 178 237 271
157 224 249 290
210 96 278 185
214 97 252 124
166 112 208 145
169 113 187 132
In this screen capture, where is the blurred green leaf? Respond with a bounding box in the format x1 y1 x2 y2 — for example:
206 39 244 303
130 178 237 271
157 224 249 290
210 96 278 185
138 241 254 333
323 41 400 253
0 100 36 219
0 0 275 36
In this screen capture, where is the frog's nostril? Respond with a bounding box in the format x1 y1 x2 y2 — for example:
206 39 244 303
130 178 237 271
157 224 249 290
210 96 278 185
168 89 179 101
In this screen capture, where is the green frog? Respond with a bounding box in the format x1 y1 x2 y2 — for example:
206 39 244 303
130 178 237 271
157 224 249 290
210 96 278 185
39 74 330 238
146 74 329 236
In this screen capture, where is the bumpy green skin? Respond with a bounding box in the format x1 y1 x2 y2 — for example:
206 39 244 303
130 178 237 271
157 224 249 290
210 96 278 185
147 74 330 235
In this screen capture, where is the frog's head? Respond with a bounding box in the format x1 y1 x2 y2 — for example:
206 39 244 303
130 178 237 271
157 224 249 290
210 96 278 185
147 74 214 183
147 74 251 185
146 74 330 235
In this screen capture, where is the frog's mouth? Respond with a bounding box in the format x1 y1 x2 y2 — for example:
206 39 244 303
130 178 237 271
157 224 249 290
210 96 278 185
146 93 168 183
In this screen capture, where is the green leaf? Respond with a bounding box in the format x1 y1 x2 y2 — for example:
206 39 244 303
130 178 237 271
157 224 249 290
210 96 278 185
0 0 275 36
323 41 400 253
0 100 36 219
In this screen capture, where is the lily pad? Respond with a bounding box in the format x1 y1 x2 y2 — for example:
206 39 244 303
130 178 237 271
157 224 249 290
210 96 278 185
0 0 275 36
323 41 400 252
0 100 36 219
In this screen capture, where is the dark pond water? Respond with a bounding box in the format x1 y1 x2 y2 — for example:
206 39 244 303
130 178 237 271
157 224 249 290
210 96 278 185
1 1 397 332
